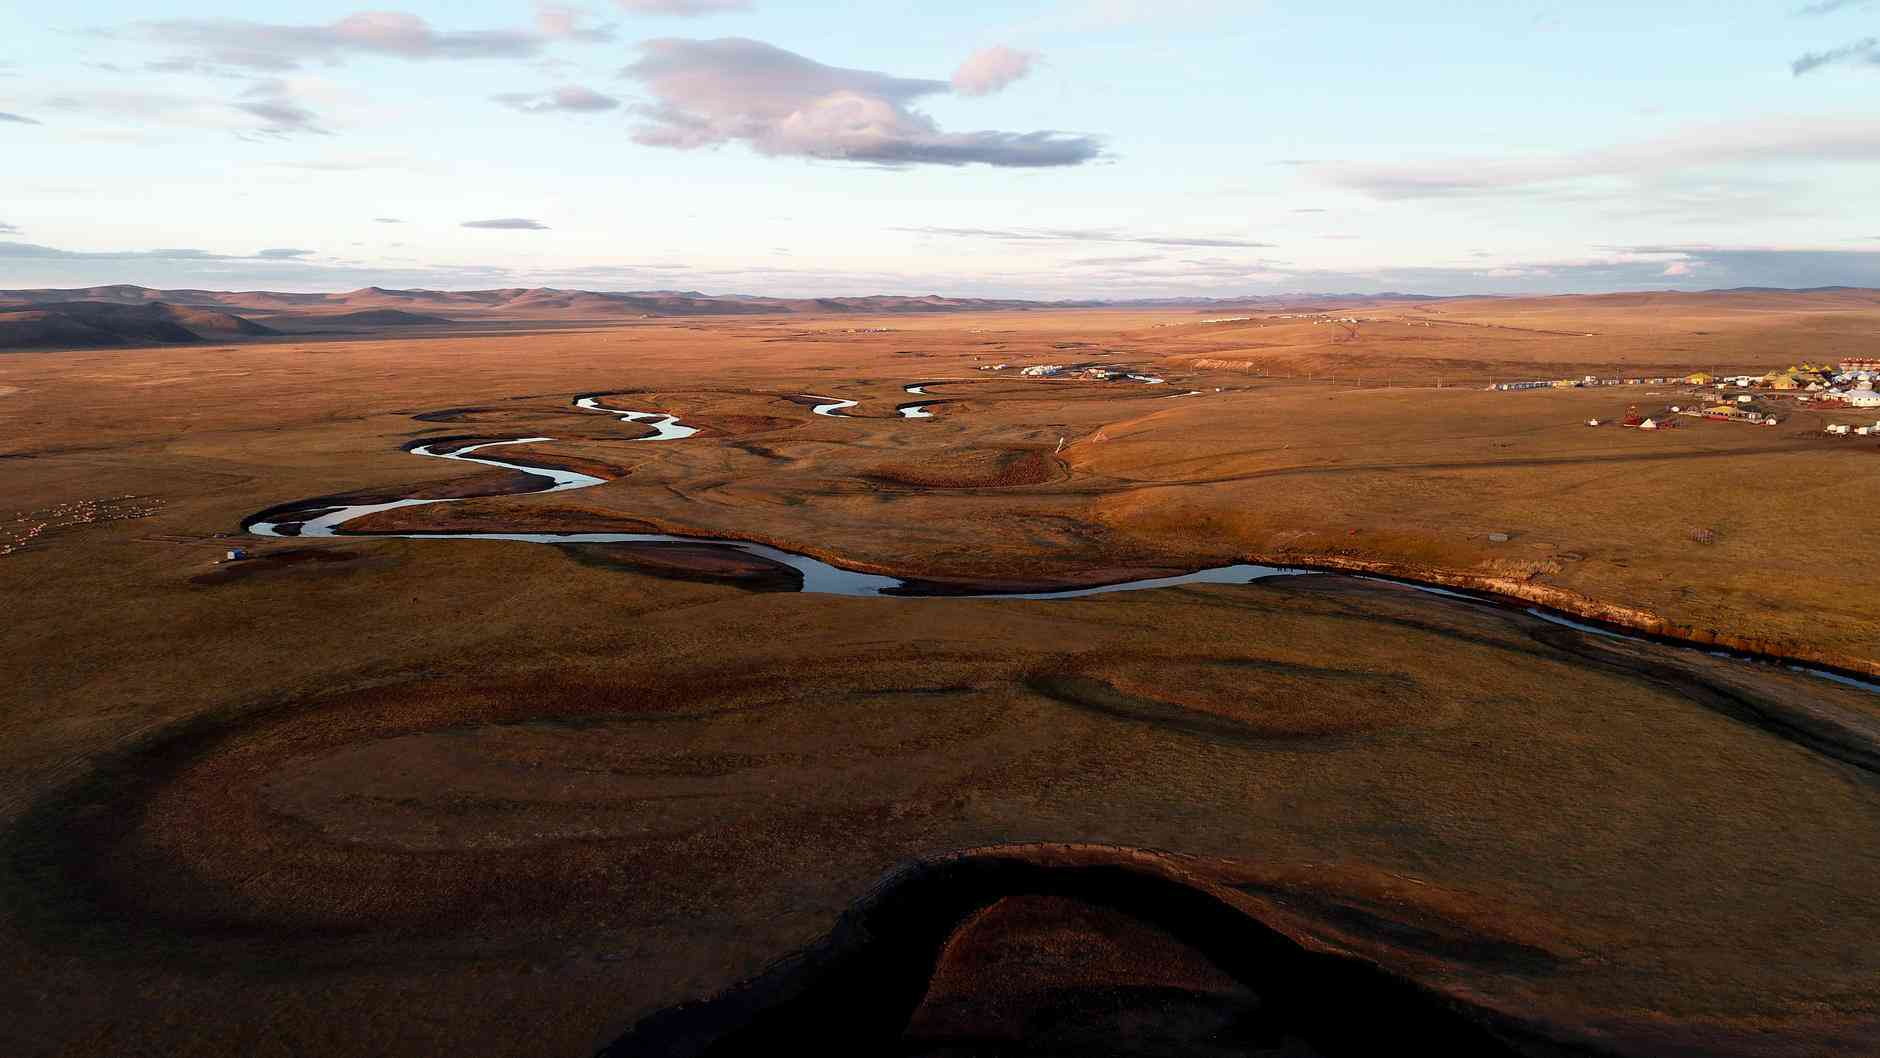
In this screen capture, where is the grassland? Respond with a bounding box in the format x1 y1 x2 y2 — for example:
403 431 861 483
1 291 1877 1056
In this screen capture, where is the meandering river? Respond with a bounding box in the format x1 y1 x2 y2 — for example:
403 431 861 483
244 393 1880 695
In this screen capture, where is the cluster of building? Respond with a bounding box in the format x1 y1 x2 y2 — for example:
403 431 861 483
1011 364 1167 384
1495 359 1880 408
1701 361 1879 404
1495 373 1693 392
1681 401 1781 427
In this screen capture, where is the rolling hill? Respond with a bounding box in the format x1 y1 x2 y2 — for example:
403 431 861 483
0 301 279 349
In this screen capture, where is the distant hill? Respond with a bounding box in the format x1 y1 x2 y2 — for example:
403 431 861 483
271 308 456 330
0 301 279 350
0 283 1476 321
1 284 1873 330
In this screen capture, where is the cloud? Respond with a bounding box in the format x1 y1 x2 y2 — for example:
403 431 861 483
616 0 754 14
266 155 408 170
374 217 404 223
1307 115 1880 199
0 223 19 235
6 236 1880 300
136 12 562 72
0 111 41 125
1063 254 1166 267
0 241 318 263
620 37 1101 167
1018 0 1238 33
1618 245 1880 288
0 240 524 291
897 226 1273 248
44 78 330 137
235 80 327 136
535 3 615 42
952 46 1036 96
462 217 550 229
1661 261 1695 276
1792 37 1879 74
1795 0 1872 14
494 84 622 112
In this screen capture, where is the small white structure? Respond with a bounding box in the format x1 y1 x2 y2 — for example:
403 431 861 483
1587 419 1602 427
224 548 248 562
1639 418 1660 430
1021 364 1064 377
1736 394 1753 404
1826 424 1851 436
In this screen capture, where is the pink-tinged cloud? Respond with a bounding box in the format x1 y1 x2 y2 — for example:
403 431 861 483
138 12 552 71
494 85 622 113
535 3 615 42
621 37 1100 167
952 46 1036 96
616 0 753 14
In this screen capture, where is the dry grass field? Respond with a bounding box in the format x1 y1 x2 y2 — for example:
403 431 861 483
2 292 1878 1056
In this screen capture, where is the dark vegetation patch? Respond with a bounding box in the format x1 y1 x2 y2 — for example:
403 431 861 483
869 448 1062 489
556 541 803 592
1028 657 1429 745
597 845 1564 1057
189 547 361 585
237 467 547 531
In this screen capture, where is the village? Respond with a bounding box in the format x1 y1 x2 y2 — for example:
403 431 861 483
1493 358 1880 435
977 361 1169 385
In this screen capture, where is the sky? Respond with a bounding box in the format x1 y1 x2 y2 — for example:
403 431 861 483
3 0 1880 298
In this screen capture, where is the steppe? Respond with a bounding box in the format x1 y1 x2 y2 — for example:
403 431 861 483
2 289 1877 1056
